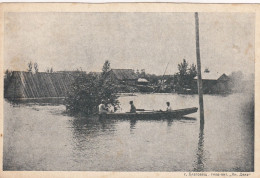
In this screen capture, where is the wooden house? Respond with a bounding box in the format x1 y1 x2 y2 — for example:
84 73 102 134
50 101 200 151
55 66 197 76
4 71 78 99
193 73 231 94
107 69 138 85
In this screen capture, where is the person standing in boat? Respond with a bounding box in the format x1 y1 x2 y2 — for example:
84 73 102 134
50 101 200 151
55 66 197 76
98 100 108 114
166 102 172 111
129 101 136 113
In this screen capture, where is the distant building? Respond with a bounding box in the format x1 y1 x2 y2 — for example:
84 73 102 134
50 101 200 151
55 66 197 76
193 72 231 93
214 73 231 93
107 69 138 85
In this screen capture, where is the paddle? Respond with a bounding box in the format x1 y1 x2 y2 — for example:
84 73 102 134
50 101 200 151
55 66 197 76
136 109 159 112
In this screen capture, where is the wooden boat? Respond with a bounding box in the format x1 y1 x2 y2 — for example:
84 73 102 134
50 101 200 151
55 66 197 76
99 107 198 120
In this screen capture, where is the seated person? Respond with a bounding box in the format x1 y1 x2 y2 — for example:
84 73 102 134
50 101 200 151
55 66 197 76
107 103 115 113
166 102 172 111
98 100 107 114
129 101 136 113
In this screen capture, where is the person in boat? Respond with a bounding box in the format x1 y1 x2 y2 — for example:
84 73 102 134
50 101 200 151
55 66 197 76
107 103 115 113
166 102 172 111
129 101 136 113
98 100 108 114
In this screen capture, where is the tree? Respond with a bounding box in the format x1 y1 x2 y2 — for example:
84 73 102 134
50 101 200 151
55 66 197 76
27 61 33 72
102 60 111 74
65 61 119 115
188 63 197 82
178 59 189 76
136 69 140 77
46 67 53 73
99 60 118 107
34 63 39 73
140 69 146 78
175 59 197 91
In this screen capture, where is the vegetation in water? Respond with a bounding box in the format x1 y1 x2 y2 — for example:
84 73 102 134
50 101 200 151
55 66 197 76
65 60 119 115
174 59 197 92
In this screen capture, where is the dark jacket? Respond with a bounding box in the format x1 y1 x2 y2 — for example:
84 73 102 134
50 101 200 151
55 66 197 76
130 104 136 113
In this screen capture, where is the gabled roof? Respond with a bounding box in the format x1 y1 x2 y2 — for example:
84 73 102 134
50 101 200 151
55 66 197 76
5 71 75 98
218 73 229 81
110 69 138 80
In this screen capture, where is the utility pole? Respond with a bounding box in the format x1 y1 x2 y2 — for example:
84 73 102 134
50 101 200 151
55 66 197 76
195 12 204 123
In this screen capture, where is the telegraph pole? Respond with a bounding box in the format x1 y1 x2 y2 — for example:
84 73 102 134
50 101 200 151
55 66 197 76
195 12 204 123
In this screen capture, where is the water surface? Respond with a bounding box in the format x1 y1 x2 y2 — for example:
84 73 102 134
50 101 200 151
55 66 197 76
3 93 254 171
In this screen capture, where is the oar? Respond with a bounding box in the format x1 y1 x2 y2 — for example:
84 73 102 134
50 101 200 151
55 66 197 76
136 109 156 112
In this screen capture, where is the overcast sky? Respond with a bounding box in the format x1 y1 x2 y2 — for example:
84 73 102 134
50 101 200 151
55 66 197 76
4 12 255 75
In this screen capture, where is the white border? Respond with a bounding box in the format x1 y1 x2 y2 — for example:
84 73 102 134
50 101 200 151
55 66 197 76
0 0 260 4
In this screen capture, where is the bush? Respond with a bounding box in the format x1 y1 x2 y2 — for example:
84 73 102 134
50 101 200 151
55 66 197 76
65 62 119 115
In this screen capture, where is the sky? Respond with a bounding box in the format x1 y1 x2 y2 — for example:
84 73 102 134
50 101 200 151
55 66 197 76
4 12 255 76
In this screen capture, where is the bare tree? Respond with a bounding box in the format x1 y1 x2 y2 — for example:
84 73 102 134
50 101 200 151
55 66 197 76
27 61 33 72
34 63 39 73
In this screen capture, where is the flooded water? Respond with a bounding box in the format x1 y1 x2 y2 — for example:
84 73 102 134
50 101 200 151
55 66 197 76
3 93 254 171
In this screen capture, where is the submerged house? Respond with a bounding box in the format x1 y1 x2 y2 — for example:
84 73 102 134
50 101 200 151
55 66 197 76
107 69 138 85
193 72 231 94
213 73 231 93
4 71 78 99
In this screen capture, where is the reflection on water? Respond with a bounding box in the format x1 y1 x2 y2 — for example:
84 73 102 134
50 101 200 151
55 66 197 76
194 123 205 172
130 119 137 134
3 93 254 171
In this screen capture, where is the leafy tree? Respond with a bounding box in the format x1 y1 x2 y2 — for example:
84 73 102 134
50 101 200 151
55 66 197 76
189 63 197 78
99 60 119 107
178 59 189 76
102 60 111 74
65 61 119 115
175 59 197 91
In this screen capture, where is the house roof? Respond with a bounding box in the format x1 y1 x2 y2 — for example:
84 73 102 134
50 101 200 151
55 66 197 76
5 71 75 98
138 78 149 83
218 73 229 81
110 69 138 80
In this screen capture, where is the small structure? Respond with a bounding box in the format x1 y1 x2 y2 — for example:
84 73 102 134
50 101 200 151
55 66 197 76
137 78 149 85
108 69 138 85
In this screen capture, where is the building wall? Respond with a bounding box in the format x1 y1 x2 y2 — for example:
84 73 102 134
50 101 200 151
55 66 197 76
192 79 230 94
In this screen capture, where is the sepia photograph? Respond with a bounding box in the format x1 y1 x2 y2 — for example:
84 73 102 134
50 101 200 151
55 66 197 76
2 7 255 173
